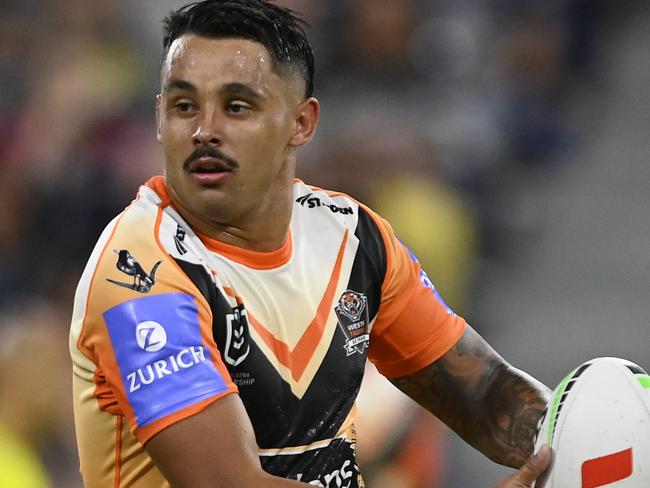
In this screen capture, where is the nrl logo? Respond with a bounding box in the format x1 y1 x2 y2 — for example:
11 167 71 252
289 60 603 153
106 249 162 294
224 304 251 367
335 290 370 356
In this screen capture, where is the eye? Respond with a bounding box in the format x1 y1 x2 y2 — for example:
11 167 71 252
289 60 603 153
226 101 251 114
175 102 195 113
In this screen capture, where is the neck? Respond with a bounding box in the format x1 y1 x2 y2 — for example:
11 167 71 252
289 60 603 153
169 181 294 253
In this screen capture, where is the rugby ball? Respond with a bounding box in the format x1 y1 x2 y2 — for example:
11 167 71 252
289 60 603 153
533 357 650 487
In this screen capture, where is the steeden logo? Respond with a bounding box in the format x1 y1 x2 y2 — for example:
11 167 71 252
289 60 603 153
136 321 167 352
296 193 353 215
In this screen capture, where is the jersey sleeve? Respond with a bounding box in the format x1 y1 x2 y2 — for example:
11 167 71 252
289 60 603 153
366 213 467 379
76 200 238 444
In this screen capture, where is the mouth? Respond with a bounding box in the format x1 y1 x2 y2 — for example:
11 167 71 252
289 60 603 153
187 156 234 185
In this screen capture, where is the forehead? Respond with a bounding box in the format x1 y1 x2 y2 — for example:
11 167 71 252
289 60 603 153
162 34 278 91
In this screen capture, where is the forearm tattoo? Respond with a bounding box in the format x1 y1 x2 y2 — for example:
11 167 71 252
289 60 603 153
390 330 550 468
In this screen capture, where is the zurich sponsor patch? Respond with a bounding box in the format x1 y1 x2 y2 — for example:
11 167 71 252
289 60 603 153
103 293 228 427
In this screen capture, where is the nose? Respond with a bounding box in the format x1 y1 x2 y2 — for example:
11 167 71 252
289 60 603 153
192 109 222 147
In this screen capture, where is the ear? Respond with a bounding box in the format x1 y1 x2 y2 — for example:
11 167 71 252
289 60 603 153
289 97 320 148
155 94 163 142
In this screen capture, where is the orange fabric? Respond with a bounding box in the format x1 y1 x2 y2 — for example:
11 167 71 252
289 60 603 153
364 209 466 378
91 323 140 431
306 184 350 200
93 368 122 415
369 281 466 378
197 230 293 270
144 175 173 208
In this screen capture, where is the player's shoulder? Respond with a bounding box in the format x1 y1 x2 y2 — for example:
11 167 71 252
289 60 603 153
297 178 392 227
76 183 196 318
292 179 391 230
93 185 164 270
292 179 359 216
292 179 389 258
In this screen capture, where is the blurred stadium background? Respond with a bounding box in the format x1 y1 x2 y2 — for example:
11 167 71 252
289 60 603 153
0 0 648 486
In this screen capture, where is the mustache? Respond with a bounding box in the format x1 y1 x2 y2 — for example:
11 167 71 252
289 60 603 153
183 147 239 170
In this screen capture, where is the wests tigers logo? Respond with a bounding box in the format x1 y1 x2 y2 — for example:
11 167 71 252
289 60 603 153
335 290 370 356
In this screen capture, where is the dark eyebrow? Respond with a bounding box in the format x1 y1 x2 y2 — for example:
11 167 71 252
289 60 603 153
163 78 197 94
163 79 266 102
218 82 266 102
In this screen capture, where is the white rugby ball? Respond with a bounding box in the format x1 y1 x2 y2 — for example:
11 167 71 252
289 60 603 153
533 357 650 487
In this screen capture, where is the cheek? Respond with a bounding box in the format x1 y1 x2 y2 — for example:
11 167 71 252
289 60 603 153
161 122 190 158
246 114 292 156
244 128 286 173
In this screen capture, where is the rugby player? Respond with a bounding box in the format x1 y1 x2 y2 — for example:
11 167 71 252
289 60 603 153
70 1 551 486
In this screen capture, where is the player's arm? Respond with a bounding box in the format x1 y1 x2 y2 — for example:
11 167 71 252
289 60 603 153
146 394 307 488
389 325 551 468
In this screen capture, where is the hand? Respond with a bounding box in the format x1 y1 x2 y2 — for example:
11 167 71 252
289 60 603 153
492 445 552 488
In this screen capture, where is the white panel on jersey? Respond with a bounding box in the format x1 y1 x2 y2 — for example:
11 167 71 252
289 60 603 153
202 183 361 397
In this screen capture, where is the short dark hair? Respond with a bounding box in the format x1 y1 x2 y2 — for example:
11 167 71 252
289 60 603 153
162 0 314 97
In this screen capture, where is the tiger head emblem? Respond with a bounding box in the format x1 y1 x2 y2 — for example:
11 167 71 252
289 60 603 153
338 291 365 321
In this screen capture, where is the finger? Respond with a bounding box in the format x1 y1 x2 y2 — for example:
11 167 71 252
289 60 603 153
512 445 552 484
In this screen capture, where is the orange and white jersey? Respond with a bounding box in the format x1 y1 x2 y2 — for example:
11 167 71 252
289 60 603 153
70 176 466 488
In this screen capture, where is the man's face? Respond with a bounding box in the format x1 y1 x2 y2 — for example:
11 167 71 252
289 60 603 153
157 34 308 226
